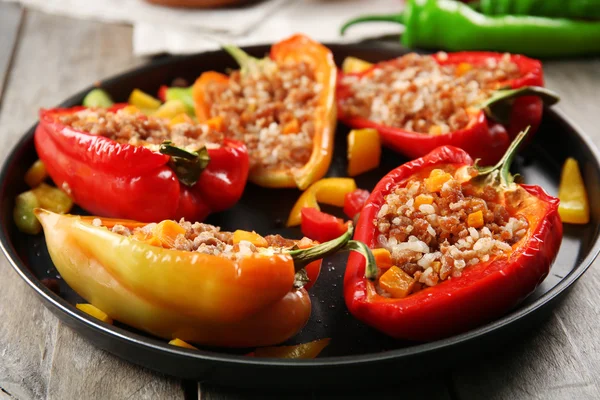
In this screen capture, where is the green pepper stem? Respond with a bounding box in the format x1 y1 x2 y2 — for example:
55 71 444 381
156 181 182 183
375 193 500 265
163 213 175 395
340 13 405 35
481 86 560 124
159 141 210 187
222 44 260 72
476 126 530 187
343 240 378 281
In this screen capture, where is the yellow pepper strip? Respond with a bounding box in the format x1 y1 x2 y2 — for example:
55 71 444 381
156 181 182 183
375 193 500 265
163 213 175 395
379 266 415 299
76 303 113 324
232 230 268 247
558 158 590 224
287 178 357 227
253 338 330 359
168 338 198 350
128 89 162 111
341 56 374 74
24 160 47 188
153 100 187 120
32 183 73 214
347 128 381 177
14 191 41 234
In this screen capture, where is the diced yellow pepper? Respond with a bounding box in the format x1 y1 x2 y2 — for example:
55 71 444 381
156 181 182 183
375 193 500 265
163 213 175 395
455 62 473 77
76 303 113 324
424 169 452 193
128 89 161 111
253 338 330 359
153 100 188 120
287 178 357 227
558 158 590 224
152 220 187 248
414 194 434 209
32 183 73 214
378 266 415 299
24 160 48 188
347 128 381 177
14 191 41 234
232 230 268 247
372 248 392 271
169 338 198 350
169 113 194 127
467 210 484 228
341 57 374 74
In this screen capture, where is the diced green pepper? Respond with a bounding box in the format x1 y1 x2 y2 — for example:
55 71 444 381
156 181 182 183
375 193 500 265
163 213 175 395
14 191 41 234
82 88 114 108
166 87 195 116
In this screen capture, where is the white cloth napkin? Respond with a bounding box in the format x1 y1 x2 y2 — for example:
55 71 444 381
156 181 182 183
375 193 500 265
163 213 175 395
3 0 403 55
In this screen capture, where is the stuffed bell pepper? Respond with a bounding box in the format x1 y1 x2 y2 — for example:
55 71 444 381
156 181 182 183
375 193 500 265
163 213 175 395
192 34 337 190
336 51 559 165
36 209 374 347
34 105 249 222
344 129 562 341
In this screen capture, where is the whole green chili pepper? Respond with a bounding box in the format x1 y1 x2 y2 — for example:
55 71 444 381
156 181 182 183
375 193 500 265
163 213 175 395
341 0 600 57
474 0 600 20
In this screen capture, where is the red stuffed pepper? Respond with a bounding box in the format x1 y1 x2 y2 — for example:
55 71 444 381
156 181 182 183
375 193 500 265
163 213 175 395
337 52 559 165
344 129 562 341
35 105 249 222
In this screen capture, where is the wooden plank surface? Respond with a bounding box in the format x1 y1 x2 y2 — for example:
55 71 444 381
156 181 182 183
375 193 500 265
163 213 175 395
0 8 184 400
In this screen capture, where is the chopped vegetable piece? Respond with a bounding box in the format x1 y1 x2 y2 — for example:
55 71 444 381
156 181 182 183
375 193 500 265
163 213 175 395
76 303 113 324
424 169 452 192
153 220 187 248
82 88 114 108
232 230 268 247
205 116 223 132
341 56 373 74
24 159 47 188
128 89 161 111
32 183 73 214
253 338 330 358
467 210 484 228
154 100 187 119
414 194 434 209
13 191 41 234
301 208 348 243
168 338 198 350
169 113 194 127
287 178 357 227
165 87 195 116
347 128 381 177
372 248 392 271
379 266 415 299
558 157 590 224
343 189 371 219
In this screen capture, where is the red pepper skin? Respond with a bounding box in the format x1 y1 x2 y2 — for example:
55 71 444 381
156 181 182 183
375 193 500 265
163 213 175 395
34 107 249 222
337 52 544 166
344 146 562 341
301 207 348 243
343 189 370 219
157 85 168 103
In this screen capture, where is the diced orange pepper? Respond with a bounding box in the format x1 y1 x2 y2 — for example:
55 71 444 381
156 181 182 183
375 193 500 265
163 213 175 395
169 113 194 127
169 338 198 350
232 230 268 247
558 158 590 224
455 63 473 76
152 220 186 248
282 119 299 134
25 160 48 188
76 303 113 324
378 266 415 299
428 125 443 135
372 248 392 271
287 178 357 227
206 116 223 132
467 210 484 228
424 169 452 192
341 56 373 74
414 194 434 209
253 338 330 359
347 128 381 177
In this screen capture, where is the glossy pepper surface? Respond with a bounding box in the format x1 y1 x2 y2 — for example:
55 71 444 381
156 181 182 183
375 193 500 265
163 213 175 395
36 210 372 347
344 133 562 341
34 106 249 222
337 51 558 166
192 34 337 190
472 0 600 20
341 0 600 58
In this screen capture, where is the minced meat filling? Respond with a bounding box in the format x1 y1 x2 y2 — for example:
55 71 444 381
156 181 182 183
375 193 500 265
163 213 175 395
105 218 298 260
59 108 224 152
339 52 521 135
204 61 322 170
375 168 529 294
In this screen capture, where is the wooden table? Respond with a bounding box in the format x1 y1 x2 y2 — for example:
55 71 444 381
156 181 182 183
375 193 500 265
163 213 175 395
1 3 600 399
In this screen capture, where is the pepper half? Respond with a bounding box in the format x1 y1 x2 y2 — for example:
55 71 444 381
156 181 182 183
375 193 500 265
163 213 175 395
344 131 562 341
36 210 374 347
34 106 249 222
336 51 558 166
192 34 337 190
